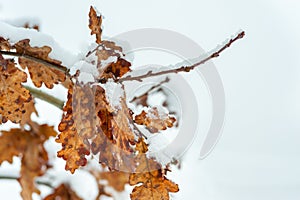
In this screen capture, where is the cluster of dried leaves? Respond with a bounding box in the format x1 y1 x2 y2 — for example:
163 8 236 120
0 5 245 199
0 6 179 200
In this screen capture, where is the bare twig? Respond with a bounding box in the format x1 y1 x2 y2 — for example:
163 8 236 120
130 77 170 105
23 85 64 110
86 44 101 57
0 50 68 74
118 31 245 82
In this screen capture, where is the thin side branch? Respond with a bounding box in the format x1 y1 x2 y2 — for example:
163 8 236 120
130 77 169 104
118 31 245 82
0 50 68 74
24 85 64 110
0 175 54 188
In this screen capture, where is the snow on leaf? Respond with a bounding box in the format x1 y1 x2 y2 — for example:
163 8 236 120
0 123 56 200
14 39 66 88
94 40 122 63
43 184 83 200
89 6 103 44
129 138 179 200
94 41 131 82
0 56 32 124
134 107 176 133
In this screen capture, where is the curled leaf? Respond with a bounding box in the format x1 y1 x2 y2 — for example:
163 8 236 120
94 41 131 81
89 6 102 44
134 107 176 133
101 58 131 80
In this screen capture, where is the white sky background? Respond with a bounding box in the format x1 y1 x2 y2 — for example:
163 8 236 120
0 0 300 200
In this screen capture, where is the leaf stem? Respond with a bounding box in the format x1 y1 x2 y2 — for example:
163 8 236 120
23 85 64 110
118 31 245 82
0 50 68 74
0 175 54 188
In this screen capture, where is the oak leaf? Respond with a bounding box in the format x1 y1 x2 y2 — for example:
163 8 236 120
57 81 137 172
100 58 131 81
0 56 32 124
20 99 38 129
56 84 93 174
101 170 130 192
129 138 179 200
89 6 102 44
90 169 129 199
134 107 176 133
94 41 131 82
94 41 123 62
0 123 56 200
43 184 83 200
0 37 11 50
14 39 66 88
92 97 136 171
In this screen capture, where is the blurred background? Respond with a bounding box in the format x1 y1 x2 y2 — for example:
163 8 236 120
0 0 299 199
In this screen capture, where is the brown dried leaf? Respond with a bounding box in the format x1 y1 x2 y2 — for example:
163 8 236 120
129 138 179 200
93 97 136 171
14 39 65 88
43 184 83 200
56 84 92 174
0 130 23 165
0 123 56 200
94 41 123 62
102 40 123 52
90 169 129 199
0 57 32 124
57 81 136 173
89 6 102 44
95 41 131 81
20 100 38 129
100 171 130 192
134 107 176 133
101 58 131 80
0 37 11 50
130 176 179 200
14 39 61 65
